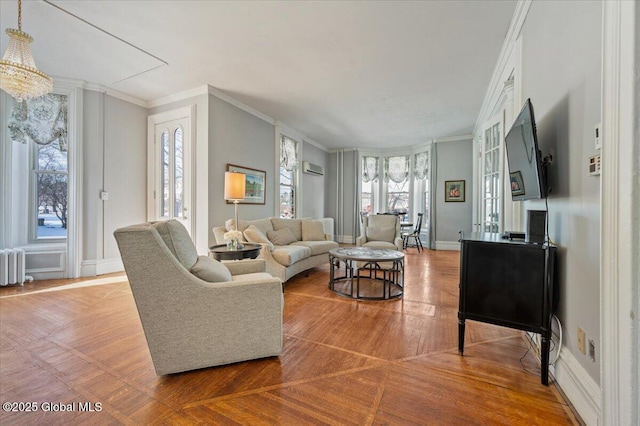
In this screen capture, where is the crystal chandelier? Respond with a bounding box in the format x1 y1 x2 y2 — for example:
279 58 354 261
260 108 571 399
0 0 53 102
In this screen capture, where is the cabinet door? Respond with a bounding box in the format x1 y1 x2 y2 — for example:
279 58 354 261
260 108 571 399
462 241 545 329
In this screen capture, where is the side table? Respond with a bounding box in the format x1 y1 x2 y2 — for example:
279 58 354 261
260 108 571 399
209 243 262 261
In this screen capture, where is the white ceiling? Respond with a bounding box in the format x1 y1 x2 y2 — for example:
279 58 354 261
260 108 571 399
0 0 516 149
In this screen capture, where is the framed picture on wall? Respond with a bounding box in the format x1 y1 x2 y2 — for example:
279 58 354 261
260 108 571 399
226 164 266 204
510 171 526 197
445 180 465 202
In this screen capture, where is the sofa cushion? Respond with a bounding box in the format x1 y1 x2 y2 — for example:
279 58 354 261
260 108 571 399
271 245 311 266
301 219 326 241
152 220 198 270
362 240 397 250
244 225 275 251
271 218 302 241
291 240 339 256
225 218 274 235
267 228 297 246
366 226 395 243
190 255 232 282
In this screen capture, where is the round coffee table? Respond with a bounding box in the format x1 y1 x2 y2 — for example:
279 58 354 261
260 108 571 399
209 243 262 261
328 247 404 300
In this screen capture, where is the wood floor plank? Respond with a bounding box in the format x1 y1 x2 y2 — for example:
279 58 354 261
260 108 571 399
0 249 580 425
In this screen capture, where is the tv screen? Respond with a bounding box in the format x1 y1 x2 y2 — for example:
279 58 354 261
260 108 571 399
505 99 546 201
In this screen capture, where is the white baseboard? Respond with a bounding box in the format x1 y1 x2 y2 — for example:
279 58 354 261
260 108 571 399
435 240 460 251
551 348 602 426
81 257 124 277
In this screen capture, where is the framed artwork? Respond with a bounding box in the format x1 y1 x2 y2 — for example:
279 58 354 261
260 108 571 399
226 164 266 204
510 171 525 196
445 180 465 202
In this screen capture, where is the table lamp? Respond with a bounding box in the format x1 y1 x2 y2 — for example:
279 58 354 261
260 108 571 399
224 171 246 230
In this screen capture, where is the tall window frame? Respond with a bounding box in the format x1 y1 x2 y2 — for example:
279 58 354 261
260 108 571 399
279 135 298 218
6 93 70 243
2 81 83 279
361 156 379 216
412 150 430 245
480 112 504 233
384 155 410 219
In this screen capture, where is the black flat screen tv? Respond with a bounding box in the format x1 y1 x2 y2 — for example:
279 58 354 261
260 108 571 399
505 99 547 201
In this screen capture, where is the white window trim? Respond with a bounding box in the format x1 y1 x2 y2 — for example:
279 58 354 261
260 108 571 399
147 105 195 233
275 130 302 218
0 80 83 279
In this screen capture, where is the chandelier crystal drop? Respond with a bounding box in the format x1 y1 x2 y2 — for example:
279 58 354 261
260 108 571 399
0 0 53 102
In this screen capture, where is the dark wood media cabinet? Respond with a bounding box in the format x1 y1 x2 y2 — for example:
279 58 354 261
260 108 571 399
457 232 557 385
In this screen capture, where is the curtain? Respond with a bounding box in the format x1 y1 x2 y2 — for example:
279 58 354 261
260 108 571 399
413 151 429 180
8 94 68 151
280 136 298 171
362 156 379 183
384 155 409 183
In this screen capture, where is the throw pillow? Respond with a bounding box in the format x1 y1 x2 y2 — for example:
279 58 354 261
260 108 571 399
301 219 325 241
366 226 395 243
225 219 250 233
267 227 297 246
190 255 232 282
244 225 275 251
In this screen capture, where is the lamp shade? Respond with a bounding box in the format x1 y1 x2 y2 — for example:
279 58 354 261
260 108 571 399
224 172 246 200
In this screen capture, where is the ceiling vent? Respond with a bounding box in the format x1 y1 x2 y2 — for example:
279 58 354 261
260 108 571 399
302 161 324 176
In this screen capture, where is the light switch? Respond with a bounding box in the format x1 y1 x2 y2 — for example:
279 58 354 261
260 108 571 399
100 191 109 200
594 123 601 150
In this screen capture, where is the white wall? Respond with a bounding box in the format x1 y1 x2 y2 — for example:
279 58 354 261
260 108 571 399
519 0 602 384
300 141 329 219
434 138 473 246
208 95 276 245
82 91 148 275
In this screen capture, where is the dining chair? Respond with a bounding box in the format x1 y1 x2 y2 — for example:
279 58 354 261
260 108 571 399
402 213 424 252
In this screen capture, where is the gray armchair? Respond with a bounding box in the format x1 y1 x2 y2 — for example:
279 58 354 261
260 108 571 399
114 220 283 375
356 214 403 251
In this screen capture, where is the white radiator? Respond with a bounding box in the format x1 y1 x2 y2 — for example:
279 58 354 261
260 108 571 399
0 249 34 286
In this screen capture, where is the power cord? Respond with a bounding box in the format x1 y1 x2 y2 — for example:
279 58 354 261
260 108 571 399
519 315 563 379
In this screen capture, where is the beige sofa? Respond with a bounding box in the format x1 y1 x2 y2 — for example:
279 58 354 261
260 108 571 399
213 217 339 282
114 220 283 375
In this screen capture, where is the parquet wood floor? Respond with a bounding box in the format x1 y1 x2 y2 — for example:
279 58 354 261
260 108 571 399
0 249 581 425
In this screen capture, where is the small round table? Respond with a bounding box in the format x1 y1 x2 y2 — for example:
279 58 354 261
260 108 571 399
209 243 262 261
329 247 404 300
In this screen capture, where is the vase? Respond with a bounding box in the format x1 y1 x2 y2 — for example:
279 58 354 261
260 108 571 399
227 239 243 251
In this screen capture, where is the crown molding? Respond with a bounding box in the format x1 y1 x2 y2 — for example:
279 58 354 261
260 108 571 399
81 82 148 108
433 134 473 143
303 137 329 152
474 0 531 135
146 85 209 109
207 85 275 125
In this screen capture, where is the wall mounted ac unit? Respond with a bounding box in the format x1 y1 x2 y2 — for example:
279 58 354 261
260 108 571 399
302 161 324 176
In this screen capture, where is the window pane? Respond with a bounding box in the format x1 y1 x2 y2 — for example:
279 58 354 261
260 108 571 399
279 185 294 218
36 172 67 239
37 142 67 171
485 151 492 174
174 127 183 218
161 131 169 218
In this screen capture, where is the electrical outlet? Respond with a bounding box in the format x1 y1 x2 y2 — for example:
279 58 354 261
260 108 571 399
589 340 596 361
589 154 601 176
577 328 586 354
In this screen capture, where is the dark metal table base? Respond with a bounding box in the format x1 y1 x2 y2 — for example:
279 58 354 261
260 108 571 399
329 255 404 300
